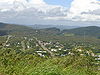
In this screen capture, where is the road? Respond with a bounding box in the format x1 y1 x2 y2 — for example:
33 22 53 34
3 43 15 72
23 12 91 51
21 40 26 50
3 35 12 48
34 37 55 57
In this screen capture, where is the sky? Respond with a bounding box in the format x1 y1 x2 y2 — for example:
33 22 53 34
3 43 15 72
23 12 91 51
0 0 100 26
44 0 73 7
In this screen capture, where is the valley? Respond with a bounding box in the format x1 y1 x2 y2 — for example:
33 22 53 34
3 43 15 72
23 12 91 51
0 22 100 75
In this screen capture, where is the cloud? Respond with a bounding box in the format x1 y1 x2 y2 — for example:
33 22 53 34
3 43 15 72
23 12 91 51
0 0 100 25
67 0 100 21
0 0 67 24
46 0 100 22
27 0 46 5
0 0 66 12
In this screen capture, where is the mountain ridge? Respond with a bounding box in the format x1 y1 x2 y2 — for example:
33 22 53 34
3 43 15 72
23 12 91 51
0 22 100 38
62 26 100 37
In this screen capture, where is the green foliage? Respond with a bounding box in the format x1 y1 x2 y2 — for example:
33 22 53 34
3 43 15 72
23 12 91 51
0 48 99 75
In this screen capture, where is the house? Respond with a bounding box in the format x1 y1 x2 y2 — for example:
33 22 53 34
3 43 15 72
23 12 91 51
51 49 57 52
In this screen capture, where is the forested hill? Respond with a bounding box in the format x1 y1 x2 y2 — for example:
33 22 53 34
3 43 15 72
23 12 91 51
38 27 60 35
0 22 33 31
0 22 36 36
0 22 100 38
62 26 100 37
0 22 60 36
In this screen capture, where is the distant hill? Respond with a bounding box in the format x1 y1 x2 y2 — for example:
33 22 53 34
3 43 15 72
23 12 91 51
0 22 33 31
0 22 100 38
28 25 80 30
62 26 100 37
0 22 36 36
38 27 60 35
0 22 60 36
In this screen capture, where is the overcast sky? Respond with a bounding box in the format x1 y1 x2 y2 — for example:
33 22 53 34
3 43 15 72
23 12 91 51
0 0 100 26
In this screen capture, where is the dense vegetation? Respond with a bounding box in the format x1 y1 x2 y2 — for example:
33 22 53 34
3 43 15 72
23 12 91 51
0 47 99 75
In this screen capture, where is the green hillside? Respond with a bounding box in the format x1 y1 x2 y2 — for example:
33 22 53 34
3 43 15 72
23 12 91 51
62 26 100 37
1 22 100 38
0 23 61 36
0 22 37 36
